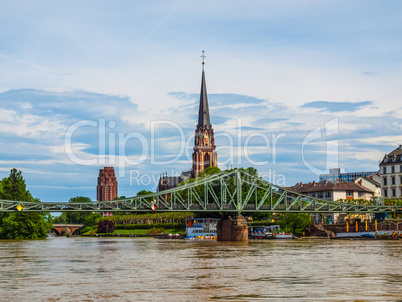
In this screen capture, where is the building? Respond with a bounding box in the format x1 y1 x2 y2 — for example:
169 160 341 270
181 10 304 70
191 58 217 176
158 54 217 191
288 180 374 202
97 167 118 201
355 175 381 197
319 168 379 183
379 145 402 199
288 180 374 223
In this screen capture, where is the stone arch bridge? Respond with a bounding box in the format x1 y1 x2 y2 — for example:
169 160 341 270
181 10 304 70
52 224 84 236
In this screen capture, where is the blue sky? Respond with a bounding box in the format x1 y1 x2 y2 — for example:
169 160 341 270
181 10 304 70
1 1 402 201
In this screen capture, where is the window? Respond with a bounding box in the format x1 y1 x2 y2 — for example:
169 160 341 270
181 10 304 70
325 192 332 198
310 193 316 197
392 166 395 173
383 178 387 186
383 167 387 174
317 192 323 198
346 191 353 197
358 192 363 198
384 189 388 197
393 189 396 197
392 177 396 185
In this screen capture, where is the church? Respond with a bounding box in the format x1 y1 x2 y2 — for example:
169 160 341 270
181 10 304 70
158 53 218 191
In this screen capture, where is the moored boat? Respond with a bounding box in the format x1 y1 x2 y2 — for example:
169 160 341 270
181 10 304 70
249 225 284 239
274 233 294 239
186 218 218 240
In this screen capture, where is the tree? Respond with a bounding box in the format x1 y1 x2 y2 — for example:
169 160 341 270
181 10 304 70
277 213 312 234
65 196 92 224
52 196 101 227
0 168 52 239
97 219 115 235
84 212 102 227
136 190 153 196
0 212 52 239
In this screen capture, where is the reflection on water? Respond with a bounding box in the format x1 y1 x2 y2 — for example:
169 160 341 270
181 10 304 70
0 238 401 301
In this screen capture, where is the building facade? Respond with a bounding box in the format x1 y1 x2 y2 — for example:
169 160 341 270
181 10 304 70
288 180 374 202
379 145 402 199
319 168 379 183
355 175 381 197
288 180 374 223
97 167 118 201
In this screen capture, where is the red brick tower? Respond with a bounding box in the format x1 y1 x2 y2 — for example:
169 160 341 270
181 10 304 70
192 52 218 177
97 167 118 201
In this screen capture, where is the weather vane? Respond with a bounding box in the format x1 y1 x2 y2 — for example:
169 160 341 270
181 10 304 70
200 50 206 65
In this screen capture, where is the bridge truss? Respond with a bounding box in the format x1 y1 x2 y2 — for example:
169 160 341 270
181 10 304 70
0 169 399 214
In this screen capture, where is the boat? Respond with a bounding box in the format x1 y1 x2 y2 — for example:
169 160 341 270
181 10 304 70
335 231 401 240
249 225 281 239
186 218 219 240
275 233 294 239
361 233 375 238
155 233 185 239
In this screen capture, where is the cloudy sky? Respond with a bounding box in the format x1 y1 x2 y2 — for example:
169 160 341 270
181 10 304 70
1 1 401 201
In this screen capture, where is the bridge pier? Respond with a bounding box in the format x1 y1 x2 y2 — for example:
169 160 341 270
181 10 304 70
217 215 248 241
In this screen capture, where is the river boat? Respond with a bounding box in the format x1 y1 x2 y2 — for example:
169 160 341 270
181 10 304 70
249 225 295 239
275 233 294 239
156 233 185 239
249 225 281 239
186 218 218 240
335 230 401 240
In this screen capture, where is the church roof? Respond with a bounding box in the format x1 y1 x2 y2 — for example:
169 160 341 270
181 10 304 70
197 64 211 128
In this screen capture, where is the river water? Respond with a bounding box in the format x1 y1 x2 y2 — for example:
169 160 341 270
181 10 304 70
0 237 401 301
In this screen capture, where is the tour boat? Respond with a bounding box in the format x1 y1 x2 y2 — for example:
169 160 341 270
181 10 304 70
249 225 280 239
186 218 219 240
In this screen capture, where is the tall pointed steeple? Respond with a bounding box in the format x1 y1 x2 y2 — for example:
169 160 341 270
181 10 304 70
198 63 211 128
192 50 217 177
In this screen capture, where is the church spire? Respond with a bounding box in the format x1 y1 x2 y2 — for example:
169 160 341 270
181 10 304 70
192 50 217 177
198 50 211 128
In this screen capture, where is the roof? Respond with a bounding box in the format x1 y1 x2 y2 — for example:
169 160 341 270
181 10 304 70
380 145 402 166
355 176 381 187
197 67 211 128
287 181 374 194
159 170 193 190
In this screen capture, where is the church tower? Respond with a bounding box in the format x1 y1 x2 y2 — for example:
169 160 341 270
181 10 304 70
192 51 218 177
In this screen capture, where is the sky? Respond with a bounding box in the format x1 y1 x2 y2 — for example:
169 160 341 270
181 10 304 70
0 0 401 202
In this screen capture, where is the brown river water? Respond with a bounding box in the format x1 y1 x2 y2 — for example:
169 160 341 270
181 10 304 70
0 237 401 301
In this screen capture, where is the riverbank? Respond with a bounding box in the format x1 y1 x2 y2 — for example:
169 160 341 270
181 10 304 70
81 227 186 237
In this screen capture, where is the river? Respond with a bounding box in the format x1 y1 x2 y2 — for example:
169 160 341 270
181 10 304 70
0 237 401 301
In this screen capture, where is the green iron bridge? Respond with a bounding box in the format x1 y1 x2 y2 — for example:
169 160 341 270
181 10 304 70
0 169 399 214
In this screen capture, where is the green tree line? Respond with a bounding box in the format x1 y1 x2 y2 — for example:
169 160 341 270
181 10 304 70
0 169 52 239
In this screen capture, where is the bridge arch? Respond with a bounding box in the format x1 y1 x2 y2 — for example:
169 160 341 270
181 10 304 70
51 224 84 236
